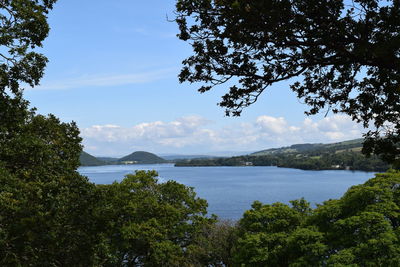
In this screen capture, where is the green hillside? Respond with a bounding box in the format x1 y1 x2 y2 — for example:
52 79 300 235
80 151 106 166
251 138 364 156
118 151 167 164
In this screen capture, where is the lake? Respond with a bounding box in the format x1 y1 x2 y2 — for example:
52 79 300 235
78 164 376 220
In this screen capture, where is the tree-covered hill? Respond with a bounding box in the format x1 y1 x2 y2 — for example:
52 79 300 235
80 151 106 166
118 151 167 164
251 138 364 156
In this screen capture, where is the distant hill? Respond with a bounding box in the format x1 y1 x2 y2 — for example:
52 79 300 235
251 138 364 156
97 157 119 163
118 151 167 164
80 151 106 166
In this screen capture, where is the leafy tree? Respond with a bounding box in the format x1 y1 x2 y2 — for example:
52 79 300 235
233 171 400 266
1 114 82 177
175 0 400 165
96 170 213 266
187 220 238 266
234 199 326 266
0 1 107 265
0 0 60 165
0 0 56 95
311 170 400 266
0 167 103 266
0 104 106 266
0 0 58 160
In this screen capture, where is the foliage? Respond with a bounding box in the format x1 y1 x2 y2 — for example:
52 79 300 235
0 0 60 174
1 113 82 177
175 0 400 165
0 1 105 265
187 220 238 266
233 170 400 266
96 170 213 266
0 0 57 95
0 118 103 266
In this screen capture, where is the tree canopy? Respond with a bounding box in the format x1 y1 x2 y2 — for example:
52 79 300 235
234 171 400 266
96 170 213 266
175 0 400 165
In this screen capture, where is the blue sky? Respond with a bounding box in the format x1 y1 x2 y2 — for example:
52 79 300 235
25 0 365 156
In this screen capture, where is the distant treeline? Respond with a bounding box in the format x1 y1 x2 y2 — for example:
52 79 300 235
175 152 390 172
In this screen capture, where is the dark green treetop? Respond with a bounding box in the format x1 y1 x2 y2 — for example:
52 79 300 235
96 170 213 266
233 171 400 266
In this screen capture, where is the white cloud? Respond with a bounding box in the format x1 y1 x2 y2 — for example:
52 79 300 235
299 115 363 142
256 116 289 134
81 114 366 156
31 68 176 90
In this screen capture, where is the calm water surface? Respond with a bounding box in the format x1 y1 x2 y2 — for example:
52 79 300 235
78 164 375 220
